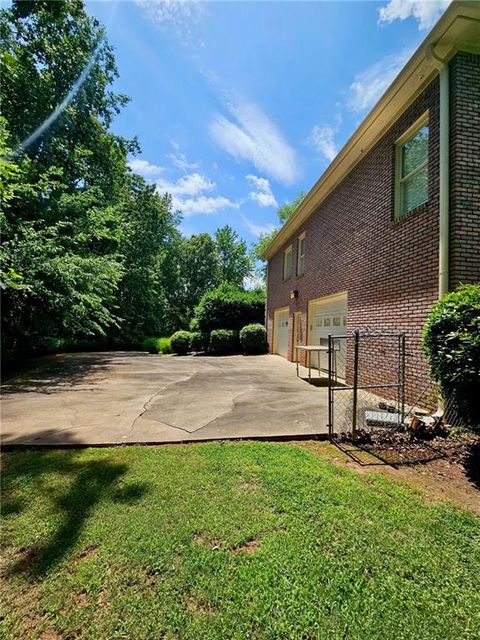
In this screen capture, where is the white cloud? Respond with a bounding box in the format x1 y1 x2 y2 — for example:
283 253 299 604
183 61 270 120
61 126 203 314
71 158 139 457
242 216 276 238
136 0 204 39
378 0 450 30
166 152 200 173
347 49 413 112
246 174 278 208
307 125 338 162
156 172 214 197
174 195 240 217
155 171 239 217
209 100 298 185
128 158 165 177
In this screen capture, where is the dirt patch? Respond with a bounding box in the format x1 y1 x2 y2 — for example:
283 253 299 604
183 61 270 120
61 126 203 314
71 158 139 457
237 479 259 492
73 546 97 563
230 538 260 554
192 533 223 551
12 546 40 573
302 435 480 516
184 596 216 617
39 631 64 640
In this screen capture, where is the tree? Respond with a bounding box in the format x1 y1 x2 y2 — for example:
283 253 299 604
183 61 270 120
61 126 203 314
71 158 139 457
0 0 133 352
215 225 252 288
116 180 182 342
180 233 220 316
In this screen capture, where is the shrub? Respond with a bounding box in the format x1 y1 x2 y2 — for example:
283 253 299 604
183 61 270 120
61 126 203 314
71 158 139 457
190 331 209 353
170 330 193 355
194 284 265 333
239 323 269 355
423 284 480 428
209 329 239 356
142 337 172 354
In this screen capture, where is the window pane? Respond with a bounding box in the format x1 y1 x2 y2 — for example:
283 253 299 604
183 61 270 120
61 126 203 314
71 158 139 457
297 256 304 275
402 166 428 213
332 317 341 326
402 125 428 177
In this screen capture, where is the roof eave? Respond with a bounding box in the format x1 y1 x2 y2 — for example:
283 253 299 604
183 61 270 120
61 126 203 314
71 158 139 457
262 0 480 261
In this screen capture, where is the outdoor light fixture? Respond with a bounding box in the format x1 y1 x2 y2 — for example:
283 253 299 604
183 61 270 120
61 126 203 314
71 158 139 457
289 290 298 299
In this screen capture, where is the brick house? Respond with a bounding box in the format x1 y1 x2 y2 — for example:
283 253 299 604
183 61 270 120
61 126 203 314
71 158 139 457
262 1 480 404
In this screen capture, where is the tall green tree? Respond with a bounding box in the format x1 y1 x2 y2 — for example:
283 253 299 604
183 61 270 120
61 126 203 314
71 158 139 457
180 233 220 315
0 0 134 351
116 181 182 342
215 224 252 288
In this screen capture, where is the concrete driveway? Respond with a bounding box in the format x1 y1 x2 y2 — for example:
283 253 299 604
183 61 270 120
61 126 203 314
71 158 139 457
1 352 329 446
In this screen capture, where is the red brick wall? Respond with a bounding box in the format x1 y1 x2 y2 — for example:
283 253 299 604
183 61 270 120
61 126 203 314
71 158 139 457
449 52 480 288
267 76 441 405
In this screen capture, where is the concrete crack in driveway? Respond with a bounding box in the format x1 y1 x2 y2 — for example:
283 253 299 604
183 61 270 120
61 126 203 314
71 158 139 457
126 372 197 439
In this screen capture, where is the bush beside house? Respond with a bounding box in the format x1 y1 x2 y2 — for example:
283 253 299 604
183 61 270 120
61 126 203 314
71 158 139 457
191 331 209 353
423 284 480 428
209 330 239 355
240 324 268 355
170 331 193 355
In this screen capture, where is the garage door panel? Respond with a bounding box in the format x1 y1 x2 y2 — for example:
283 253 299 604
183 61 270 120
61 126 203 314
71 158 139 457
308 294 347 377
274 309 289 358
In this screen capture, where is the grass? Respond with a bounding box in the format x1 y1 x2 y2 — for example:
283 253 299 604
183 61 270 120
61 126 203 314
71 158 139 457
141 336 172 354
1 442 479 640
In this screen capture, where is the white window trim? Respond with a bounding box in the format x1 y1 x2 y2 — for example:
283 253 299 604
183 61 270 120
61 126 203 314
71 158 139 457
297 233 305 276
283 245 293 280
394 111 429 219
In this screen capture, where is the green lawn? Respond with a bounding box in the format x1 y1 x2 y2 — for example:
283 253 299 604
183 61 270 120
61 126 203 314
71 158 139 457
1 443 479 640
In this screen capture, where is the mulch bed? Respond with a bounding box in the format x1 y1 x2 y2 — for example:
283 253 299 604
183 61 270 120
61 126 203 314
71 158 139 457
337 427 480 476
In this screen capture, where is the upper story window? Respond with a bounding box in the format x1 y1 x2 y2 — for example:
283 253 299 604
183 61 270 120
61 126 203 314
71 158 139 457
297 233 305 276
395 114 429 219
283 246 292 280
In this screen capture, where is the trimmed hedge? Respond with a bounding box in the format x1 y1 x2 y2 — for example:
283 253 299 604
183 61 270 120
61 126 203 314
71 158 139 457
195 284 265 333
423 284 480 428
191 331 209 353
142 337 172 355
209 329 239 356
170 330 193 355
240 323 268 355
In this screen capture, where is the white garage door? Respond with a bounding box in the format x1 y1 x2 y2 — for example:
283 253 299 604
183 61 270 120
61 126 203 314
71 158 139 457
274 308 289 358
308 293 347 377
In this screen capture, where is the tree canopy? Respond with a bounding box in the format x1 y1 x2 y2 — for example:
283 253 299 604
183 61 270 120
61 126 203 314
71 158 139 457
0 0 255 359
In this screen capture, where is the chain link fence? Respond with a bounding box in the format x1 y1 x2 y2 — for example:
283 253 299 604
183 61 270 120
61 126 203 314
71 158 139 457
328 331 406 438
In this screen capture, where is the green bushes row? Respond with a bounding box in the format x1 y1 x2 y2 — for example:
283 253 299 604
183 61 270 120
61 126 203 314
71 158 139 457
423 284 480 428
168 324 268 356
194 283 265 332
141 337 172 355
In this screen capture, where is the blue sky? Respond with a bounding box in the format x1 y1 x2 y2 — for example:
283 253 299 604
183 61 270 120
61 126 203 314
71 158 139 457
86 0 450 241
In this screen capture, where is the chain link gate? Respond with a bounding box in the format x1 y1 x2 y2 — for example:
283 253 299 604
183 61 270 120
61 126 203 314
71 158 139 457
327 330 406 439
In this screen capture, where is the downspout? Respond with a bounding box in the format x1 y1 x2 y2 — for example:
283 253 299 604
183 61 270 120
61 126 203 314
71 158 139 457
426 45 450 416
427 44 450 299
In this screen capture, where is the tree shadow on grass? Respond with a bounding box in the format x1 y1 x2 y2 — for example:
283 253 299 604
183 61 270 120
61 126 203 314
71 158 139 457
2 442 149 578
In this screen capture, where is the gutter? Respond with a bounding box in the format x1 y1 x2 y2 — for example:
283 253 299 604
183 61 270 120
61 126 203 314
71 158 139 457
427 44 450 299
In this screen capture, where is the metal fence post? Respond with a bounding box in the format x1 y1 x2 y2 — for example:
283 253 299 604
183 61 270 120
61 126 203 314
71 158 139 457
352 330 360 440
328 333 333 439
400 333 406 421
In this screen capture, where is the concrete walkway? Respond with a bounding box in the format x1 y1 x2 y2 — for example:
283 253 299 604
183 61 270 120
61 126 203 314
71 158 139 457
1 352 329 447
